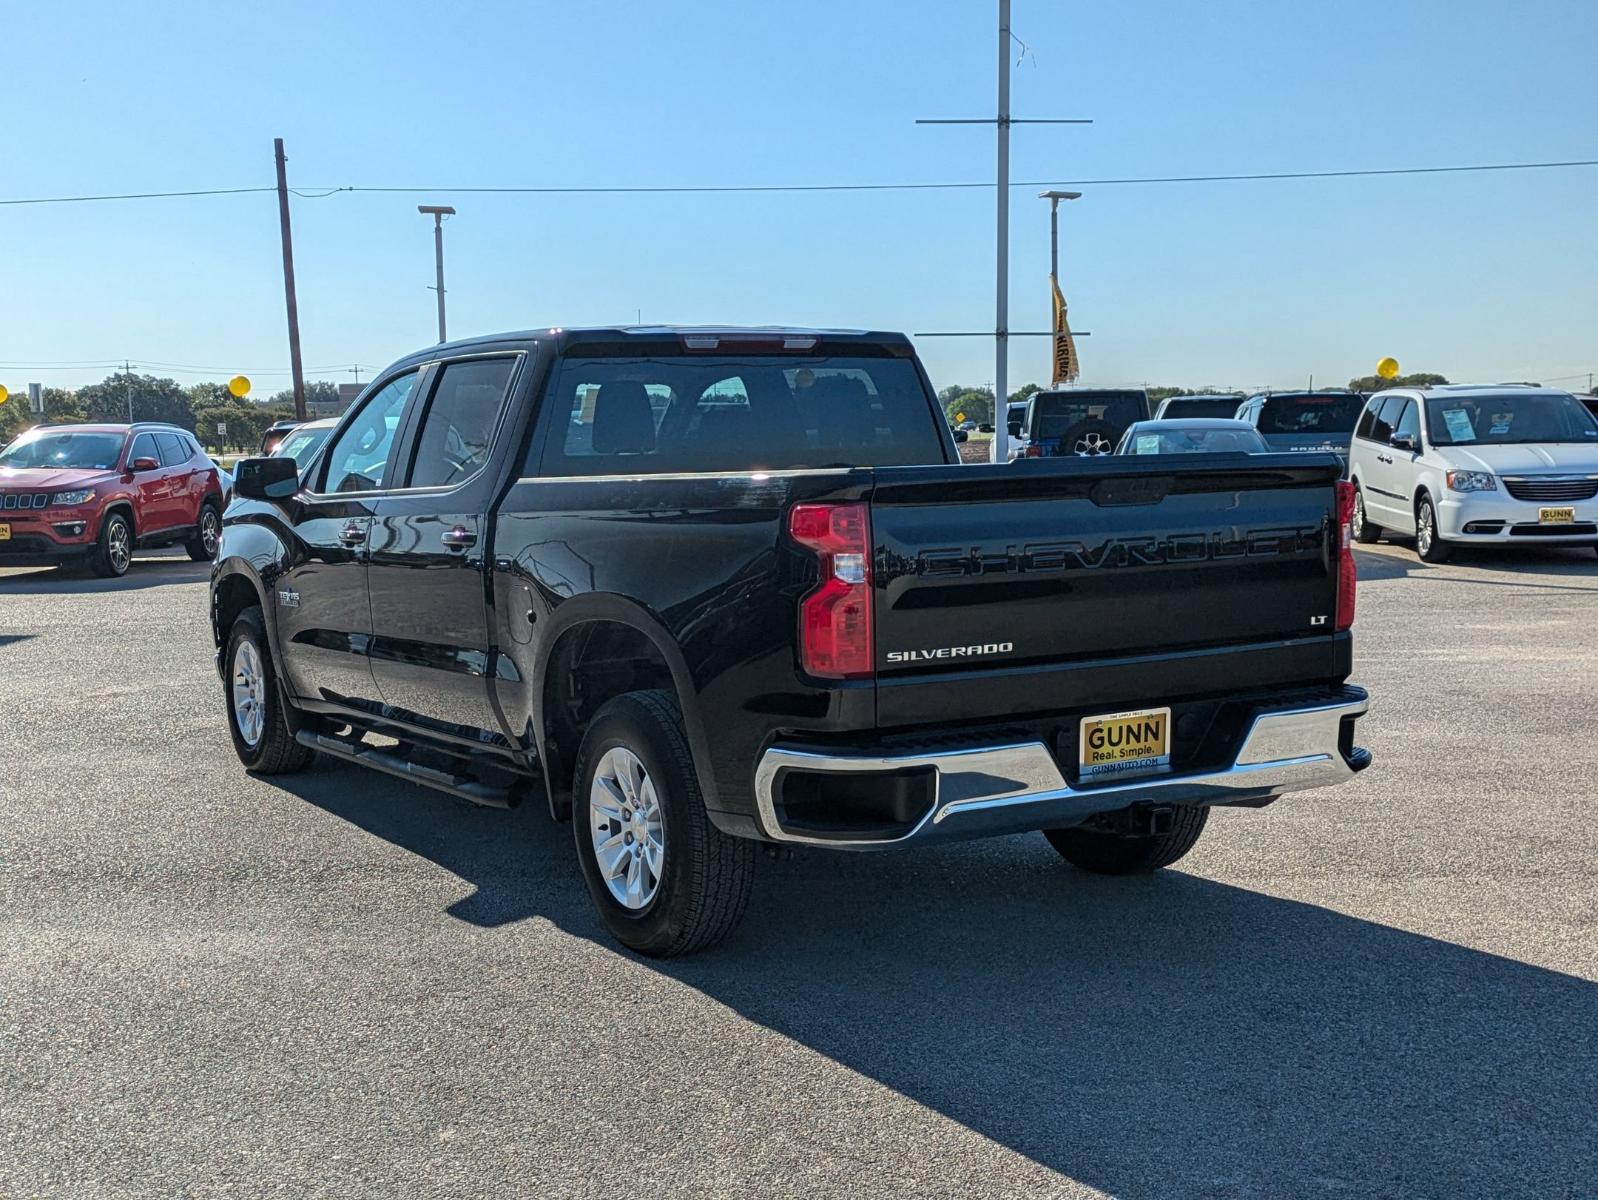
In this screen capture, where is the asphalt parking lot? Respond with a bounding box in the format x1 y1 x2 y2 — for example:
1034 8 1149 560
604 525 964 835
2 543 1595 1198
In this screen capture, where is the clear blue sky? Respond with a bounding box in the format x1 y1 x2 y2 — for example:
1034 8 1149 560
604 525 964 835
3 0 1595 396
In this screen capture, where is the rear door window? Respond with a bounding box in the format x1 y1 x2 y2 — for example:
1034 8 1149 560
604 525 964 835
535 354 946 476
155 432 189 467
1366 397 1401 443
403 357 517 489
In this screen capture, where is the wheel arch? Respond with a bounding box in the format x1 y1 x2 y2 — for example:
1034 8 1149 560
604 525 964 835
530 596 710 824
210 563 270 657
101 499 136 538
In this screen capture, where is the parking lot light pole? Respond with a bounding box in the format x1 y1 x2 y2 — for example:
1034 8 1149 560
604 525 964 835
1037 190 1081 286
418 205 456 343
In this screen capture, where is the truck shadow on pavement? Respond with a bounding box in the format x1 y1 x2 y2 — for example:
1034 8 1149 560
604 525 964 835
289 764 1597 1197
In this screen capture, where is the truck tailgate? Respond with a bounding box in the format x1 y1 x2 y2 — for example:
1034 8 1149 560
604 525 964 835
869 454 1347 725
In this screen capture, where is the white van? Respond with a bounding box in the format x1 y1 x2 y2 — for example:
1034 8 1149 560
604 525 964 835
1346 385 1598 562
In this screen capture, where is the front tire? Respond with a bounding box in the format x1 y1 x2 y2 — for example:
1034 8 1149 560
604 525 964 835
225 606 314 774
186 501 221 562
1044 806 1209 874
573 690 754 957
89 511 133 578
1351 486 1382 544
1415 494 1451 563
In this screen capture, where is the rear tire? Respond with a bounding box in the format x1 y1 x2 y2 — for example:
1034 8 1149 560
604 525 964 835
89 511 133 578
1351 486 1382 544
224 605 314 774
1415 494 1451 563
186 501 221 562
573 690 754 957
1044 806 1209 875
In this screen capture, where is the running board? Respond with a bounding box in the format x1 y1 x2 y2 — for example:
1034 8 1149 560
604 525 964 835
296 731 521 809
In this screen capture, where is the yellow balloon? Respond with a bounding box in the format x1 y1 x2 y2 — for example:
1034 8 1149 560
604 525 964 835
228 375 251 398
0 385 8 405
1376 357 1400 380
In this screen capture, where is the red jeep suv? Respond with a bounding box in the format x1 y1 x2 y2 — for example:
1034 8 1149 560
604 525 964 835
0 422 225 577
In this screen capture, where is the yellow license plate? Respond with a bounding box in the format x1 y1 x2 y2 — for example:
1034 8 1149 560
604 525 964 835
1539 507 1575 524
1079 706 1171 780
0 522 10 541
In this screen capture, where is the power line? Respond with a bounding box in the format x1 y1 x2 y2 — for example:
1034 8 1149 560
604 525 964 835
0 186 276 207
2 158 1596 206
327 158 1598 194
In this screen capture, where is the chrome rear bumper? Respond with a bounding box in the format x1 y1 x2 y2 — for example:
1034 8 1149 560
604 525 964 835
753 690 1370 848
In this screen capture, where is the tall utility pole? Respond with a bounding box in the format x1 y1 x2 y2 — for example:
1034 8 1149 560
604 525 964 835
124 360 133 422
916 2 1091 462
274 138 308 422
993 0 1011 465
418 205 455 343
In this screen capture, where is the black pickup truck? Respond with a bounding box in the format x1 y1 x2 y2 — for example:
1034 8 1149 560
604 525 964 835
212 326 1370 956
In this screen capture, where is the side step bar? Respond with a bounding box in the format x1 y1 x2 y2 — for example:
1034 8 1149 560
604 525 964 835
295 731 522 809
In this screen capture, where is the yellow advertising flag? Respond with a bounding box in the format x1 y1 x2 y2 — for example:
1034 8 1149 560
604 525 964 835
1051 275 1079 384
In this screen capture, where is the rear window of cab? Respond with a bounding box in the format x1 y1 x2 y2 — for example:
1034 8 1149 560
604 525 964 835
533 354 948 476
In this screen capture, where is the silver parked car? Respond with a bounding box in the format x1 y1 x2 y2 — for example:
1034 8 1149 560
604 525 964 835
1116 418 1269 456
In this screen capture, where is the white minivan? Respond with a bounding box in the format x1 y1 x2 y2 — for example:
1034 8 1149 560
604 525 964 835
1346 385 1598 562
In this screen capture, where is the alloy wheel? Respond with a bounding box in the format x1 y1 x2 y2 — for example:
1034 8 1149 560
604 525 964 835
201 509 220 556
108 520 131 574
588 746 664 910
232 639 267 747
1417 503 1434 556
1074 432 1113 456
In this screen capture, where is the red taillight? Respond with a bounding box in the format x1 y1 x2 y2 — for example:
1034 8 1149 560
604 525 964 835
788 502 873 679
1022 445 1043 458
1334 480 1357 631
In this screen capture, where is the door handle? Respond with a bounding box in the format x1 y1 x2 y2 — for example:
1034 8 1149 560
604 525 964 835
441 526 477 551
338 521 367 546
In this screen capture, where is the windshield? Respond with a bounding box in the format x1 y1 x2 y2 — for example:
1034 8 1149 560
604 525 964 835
1256 394 1363 435
0 430 125 471
1425 393 1598 446
1124 426 1267 455
1028 392 1147 441
273 425 333 466
538 354 948 476
1161 396 1242 420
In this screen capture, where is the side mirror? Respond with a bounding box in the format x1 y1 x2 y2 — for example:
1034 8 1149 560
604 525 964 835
1008 422 1023 438
952 428 969 443
130 456 160 472
234 456 301 501
1390 434 1419 454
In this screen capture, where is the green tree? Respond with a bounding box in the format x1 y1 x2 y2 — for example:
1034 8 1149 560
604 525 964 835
266 380 341 410
1008 382 1043 406
0 386 86 445
939 386 996 426
186 382 233 411
1346 372 1448 392
77 372 195 430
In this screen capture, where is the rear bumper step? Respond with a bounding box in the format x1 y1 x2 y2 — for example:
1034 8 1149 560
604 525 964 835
296 731 522 808
753 688 1370 847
